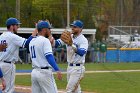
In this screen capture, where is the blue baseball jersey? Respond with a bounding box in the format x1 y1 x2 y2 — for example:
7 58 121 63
0 32 26 62
29 36 53 68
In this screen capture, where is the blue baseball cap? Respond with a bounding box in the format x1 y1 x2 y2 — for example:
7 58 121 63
37 21 52 30
70 20 83 28
6 18 21 26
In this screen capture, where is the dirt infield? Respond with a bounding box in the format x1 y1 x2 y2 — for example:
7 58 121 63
14 85 94 93
15 85 31 93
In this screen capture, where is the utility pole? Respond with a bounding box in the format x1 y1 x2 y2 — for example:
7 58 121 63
16 0 20 20
67 0 70 28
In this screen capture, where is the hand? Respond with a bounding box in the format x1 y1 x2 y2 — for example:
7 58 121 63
32 29 38 36
1 78 6 91
0 43 7 52
48 35 55 46
56 71 62 80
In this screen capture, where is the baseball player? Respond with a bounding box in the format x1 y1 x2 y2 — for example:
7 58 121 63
51 20 88 93
0 17 37 93
29 21 62 93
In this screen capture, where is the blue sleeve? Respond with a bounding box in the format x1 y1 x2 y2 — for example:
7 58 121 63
0 68 3 78
25 36 34 48
76 48 87 56
45 54 60 71
55 40 62 48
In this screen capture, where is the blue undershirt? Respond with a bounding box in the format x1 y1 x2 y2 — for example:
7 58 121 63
45 54 59 71
76 48 86 56
55 40 62 48
55 40 86 56
25 36 34 48
0 68 3 78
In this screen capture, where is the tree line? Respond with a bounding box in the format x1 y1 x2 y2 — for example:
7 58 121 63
0 0 139 28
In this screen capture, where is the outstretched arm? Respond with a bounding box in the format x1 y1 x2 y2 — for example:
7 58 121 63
48 35 64 48
24 29 38 48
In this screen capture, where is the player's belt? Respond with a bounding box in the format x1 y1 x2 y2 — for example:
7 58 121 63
69 63 81 66
41 66 49 69
4 61 12 64
33 66 51 69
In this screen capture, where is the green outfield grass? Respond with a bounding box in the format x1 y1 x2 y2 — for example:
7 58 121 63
15 62 140 93
16 72 140 93
16 62 140 71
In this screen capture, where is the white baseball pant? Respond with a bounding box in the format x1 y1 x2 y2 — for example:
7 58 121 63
0 62 15 93
66 65 85 93
31 68 58 93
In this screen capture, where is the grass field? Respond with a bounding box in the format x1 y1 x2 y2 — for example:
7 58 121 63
15 62 140 93
16 62 140 70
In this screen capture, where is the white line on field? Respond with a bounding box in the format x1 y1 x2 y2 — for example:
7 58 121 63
16 70 140 75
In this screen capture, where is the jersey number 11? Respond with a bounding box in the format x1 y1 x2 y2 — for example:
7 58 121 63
30 46 36 58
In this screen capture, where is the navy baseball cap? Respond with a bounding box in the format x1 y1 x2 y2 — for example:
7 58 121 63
37 21 52 30
70 20 83 28
6 18 21 26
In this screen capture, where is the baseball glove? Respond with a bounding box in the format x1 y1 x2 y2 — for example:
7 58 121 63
60 30 72 46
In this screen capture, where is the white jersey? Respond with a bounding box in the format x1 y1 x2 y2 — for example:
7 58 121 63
59 34 88 64
0 31 26 62
29 36 53 68
68 34 88 64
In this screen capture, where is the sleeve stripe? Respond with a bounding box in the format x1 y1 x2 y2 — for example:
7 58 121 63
0 68 3 78
57 40 62 46
76 48 87 56
22 39 27 47
44 52 53 56
79 48 87 51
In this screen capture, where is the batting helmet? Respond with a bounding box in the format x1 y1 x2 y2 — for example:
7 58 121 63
37 21 52 30
6 18 21 26
70 20 83 28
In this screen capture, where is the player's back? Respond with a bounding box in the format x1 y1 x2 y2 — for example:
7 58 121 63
29 36 52 68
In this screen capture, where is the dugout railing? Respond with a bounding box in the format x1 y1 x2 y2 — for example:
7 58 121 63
108 26 140 47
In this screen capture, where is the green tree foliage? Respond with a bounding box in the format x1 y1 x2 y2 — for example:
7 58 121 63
32 0 67 28
0 0 139 28
95 27 102 42
0 0 16 27
20 0 33 27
